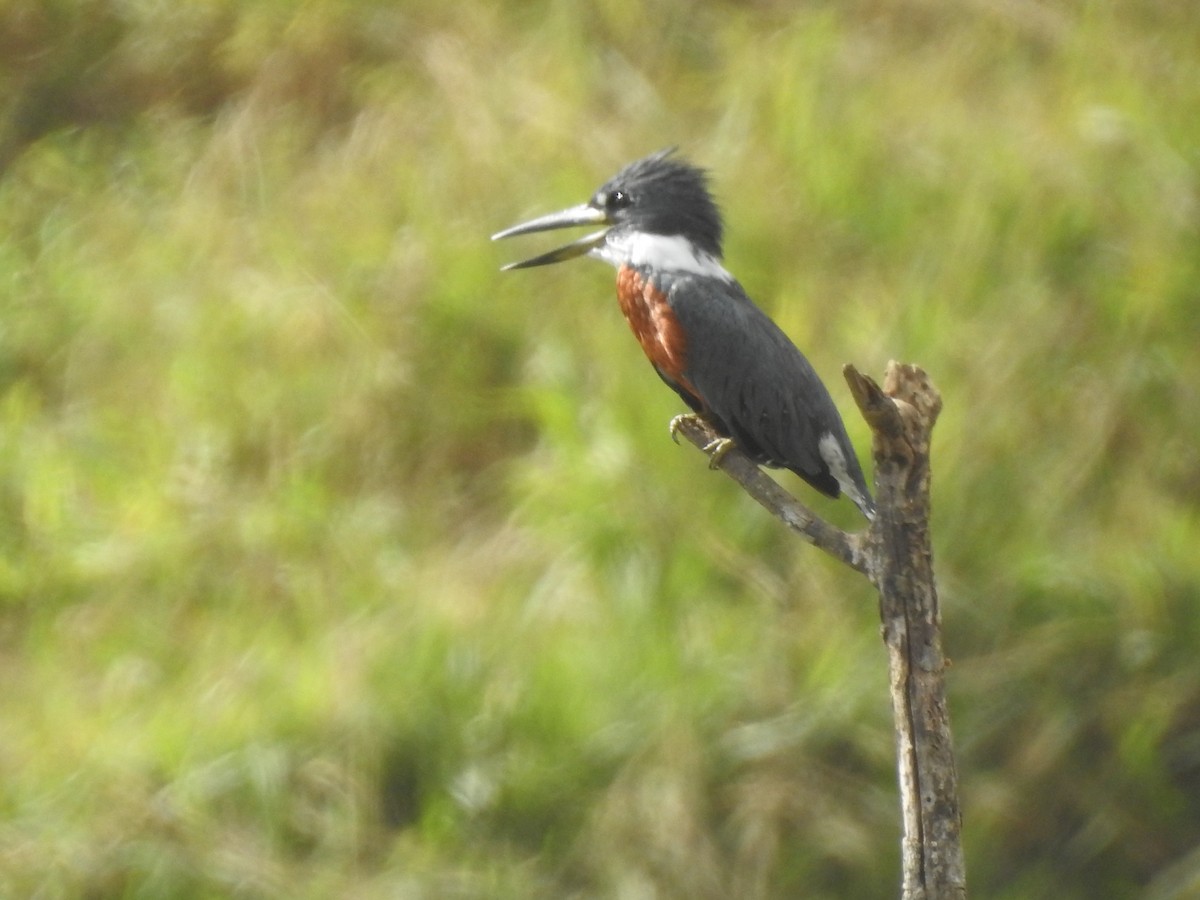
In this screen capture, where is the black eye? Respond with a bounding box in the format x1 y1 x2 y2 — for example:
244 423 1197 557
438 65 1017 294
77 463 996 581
605 189 631 210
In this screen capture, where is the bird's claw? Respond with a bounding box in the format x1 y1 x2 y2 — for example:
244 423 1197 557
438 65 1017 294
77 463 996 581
669 414 734 468
668 413 704 445
701 437 734 469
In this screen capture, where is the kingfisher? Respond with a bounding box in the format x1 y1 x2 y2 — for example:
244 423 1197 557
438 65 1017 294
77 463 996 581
492 149 874 519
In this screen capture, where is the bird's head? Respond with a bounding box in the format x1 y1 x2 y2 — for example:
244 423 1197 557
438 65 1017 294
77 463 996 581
492 149 725 272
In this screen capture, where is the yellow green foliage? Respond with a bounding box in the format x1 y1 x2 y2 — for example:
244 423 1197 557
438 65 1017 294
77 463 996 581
1 1 1198 897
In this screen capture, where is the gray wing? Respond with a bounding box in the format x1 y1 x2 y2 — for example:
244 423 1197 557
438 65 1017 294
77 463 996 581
666 274 853 498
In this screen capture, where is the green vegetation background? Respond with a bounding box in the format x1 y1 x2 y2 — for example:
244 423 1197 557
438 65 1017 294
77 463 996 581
1 1 1197 897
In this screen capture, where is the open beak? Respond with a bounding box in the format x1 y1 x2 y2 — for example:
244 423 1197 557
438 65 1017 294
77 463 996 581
491 203 610 270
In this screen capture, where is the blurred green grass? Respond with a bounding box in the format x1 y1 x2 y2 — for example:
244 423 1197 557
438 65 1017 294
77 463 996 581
1 0 1198 896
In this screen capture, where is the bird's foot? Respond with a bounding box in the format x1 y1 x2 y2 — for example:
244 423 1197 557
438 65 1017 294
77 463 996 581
701 437 735 469
668 413 705 445
669 414 735 468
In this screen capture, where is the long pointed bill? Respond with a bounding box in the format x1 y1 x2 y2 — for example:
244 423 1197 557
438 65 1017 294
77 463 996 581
491 203 611 270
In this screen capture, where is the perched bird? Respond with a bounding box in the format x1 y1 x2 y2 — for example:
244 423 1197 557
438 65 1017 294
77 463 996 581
492 149 874 519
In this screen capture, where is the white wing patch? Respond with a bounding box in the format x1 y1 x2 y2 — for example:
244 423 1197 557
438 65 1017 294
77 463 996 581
819 431 873 518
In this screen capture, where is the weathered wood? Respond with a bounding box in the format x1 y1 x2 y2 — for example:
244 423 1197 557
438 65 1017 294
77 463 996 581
847 362 965 900
673 361 965 899
669 414 871 576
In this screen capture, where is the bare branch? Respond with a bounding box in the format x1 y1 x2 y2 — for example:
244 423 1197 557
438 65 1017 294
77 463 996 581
673 361 966 899
669 414 871 576
850 361 964 900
